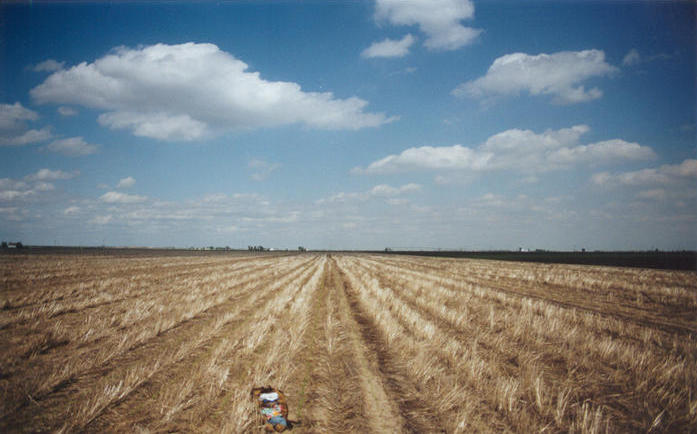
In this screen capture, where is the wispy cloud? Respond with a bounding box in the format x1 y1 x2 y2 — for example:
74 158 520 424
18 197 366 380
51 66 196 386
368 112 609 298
32 59 65 72
362 34 416 58
64 206 80 215
622 48 675 67
89 215 112 225
57 106 77 116
25 168 79 181
99 191 147 204
317 183 421 204
592 159 697 186
248 159 280 181
622 48 641 66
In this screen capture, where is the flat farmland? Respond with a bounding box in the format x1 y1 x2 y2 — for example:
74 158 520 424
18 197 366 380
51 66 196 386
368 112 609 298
1 252 695 433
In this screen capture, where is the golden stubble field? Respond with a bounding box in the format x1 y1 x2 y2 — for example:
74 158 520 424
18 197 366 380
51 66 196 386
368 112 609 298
0 252 695 433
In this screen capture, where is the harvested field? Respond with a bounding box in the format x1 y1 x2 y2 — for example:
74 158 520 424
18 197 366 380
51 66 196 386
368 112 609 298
1 252 695 433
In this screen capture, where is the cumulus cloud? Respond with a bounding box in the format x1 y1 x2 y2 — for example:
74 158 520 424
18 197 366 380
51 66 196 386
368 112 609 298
453 50 618 104
30 43 396 141
33 59 65 72
43 136 98 156
362 34 416 58
354 125 655 174
592 159 697 186
375 0 480 51
116 176 136 188
100 191 147 204
0 102 53 146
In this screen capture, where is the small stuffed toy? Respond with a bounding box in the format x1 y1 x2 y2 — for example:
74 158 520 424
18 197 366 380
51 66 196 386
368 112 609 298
251 386 290 432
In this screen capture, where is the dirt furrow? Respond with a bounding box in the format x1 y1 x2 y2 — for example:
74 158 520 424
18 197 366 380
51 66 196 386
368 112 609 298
329 257 406 433
335 258 450 433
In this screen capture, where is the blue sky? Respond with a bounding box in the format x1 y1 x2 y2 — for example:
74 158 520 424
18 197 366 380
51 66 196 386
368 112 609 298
1 0 695 250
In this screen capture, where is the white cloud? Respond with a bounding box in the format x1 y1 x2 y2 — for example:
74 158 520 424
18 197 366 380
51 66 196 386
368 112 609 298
97 111 209 141
33 59 65 72
370 183 421 196
355 145 492 174
547 139 656 165
622 49 674 67
622 49 641 66
453 50 618 104
64 206 80 215
0 179 28 191
33 182 55 192
89 215 112 225
57 106 77 116
386 198 409 206
217 225 241 233
355 125 655 174
362 34 416 58
31 42 396 141
248 159 280 181
100 191 147 204
318 183 421 203
43 137 98 156
0 190 34 201
0 102 53 146
592 159 697 186
0 127 53 146
0 169 77 202
26 168 79 181
202 193 228 202
636 189 666 200
375 0 480 51
116 176 136 189
0 102 38 130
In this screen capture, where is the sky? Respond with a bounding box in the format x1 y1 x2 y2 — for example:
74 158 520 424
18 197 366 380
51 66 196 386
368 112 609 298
0 0 695 250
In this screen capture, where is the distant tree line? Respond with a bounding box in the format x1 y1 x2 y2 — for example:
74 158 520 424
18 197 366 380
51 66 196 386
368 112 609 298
1 241 23 249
